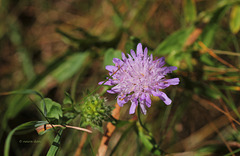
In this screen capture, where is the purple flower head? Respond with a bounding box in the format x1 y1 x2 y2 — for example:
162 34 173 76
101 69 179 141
99 43 180 115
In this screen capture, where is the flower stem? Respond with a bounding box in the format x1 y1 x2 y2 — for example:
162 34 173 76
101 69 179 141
137 104 149 132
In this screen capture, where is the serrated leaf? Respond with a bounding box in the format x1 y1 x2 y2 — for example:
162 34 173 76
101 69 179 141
230 5 240 34
40 98 63 120
63 92 73 105
103 48 122 67
63 112 75 119
154 27 194 55
183 0 197 24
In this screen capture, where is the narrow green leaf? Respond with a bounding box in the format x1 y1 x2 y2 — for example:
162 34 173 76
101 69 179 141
224 147 240 156
1 89 43 98
217 85 240 91
51 52 90 82
4 121 44 156
34 121 49 128
26 51 74 89
17 47 35 80
113 14 123 27
109 0 123 27
33 132 54 156
56 29 80 47
200 53 216 66
154 27 194 55
197 145 218 155
1 89 47 116
183 0 197 24
46 129 63 156
103 48 122 67
230 5 240 34
209 85 240 118
200 24 219 48
2 51 75 130
199 4 231 47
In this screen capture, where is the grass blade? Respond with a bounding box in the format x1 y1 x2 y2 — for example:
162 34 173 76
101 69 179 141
4 121 45 156
47 129 63 156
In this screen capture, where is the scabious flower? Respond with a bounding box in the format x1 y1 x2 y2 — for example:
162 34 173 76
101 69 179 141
99 43 180 115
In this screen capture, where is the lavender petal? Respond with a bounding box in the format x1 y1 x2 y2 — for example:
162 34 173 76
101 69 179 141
136 43 143 56
129 100 137 114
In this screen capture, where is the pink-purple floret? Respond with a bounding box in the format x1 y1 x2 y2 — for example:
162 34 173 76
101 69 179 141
99 43 180 115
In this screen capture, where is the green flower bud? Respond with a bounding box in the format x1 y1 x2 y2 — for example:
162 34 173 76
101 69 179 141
80 94 113 128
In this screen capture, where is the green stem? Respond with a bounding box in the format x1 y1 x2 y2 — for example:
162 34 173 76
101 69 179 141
109 115 118 125
137 103 149 132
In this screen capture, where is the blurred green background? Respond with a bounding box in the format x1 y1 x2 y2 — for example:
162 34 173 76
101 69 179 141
0 0 240 155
